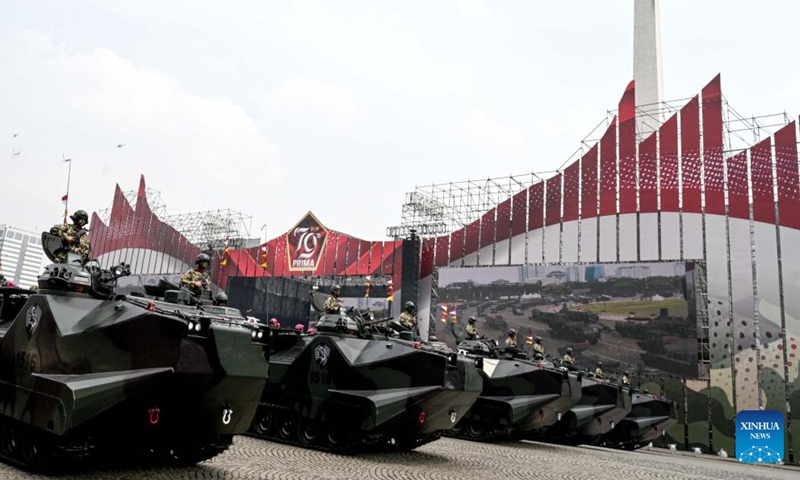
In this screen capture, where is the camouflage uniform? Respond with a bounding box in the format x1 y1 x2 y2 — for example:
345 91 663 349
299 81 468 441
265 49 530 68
398 311 417 329
324 295 342 314
50 223 91 263
466 323 478 339
595 367 604 379
180 268 210 296
621 375 631 386
563 353 575 365
505 337 517 348
533 342 545 356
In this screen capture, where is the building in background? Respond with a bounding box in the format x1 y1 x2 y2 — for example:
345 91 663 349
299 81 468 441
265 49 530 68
615 265 651 279
0 224 45 288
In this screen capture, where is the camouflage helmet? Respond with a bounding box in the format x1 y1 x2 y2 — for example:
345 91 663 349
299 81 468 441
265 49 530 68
535 335 542 342
331 284 341 293
195 252 211 267
597 361 603 367
624 370 630 375
404 301 415 311
70 210 89 226
566 347 573 354
468 316 476 324
508 328 516 336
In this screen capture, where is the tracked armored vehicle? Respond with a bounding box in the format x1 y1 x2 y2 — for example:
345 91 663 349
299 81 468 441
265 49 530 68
247 291 483 453
531 369 632 445
444 338 582 442
0 235 270 470
600 390 678 450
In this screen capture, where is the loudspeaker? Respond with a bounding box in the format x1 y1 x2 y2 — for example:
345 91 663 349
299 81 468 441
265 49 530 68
400 231 421 308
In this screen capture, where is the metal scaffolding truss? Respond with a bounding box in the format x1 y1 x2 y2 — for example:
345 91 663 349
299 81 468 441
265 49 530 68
387 173 551 237
96 186 253 250
392 94 797 238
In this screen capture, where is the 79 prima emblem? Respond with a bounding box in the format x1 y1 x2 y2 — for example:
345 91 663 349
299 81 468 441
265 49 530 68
314 344 331 367
26 305 42 336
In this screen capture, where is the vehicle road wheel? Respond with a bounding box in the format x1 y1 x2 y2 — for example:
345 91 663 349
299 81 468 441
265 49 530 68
277 413 296 440
467 420 487 439
1 425 18 456
297 419 320 446
252 407 273 436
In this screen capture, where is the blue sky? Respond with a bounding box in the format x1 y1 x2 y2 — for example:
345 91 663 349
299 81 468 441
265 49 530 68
1 1 798 239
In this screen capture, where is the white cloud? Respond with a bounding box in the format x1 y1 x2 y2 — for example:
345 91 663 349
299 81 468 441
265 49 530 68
443 0 488 17
267 79 362 121
0 31 281 230
460 108 524 154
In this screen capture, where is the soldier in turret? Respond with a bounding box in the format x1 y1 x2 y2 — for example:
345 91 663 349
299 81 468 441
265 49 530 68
562 347 575 365
398 301 417 329
532 335 545 356
621 371 631 386
594 361 604 379
50 210 91 264
324 284 343 314
466 316 478 340
180 253 211 296
505 329 518 348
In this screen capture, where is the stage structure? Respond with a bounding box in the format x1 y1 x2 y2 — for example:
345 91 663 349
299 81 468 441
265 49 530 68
96 185 256 251
404 76 800 464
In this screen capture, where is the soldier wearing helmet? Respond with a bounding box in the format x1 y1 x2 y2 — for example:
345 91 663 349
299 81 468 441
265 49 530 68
324 285 343 314
50 209 91 264
180 253 212 296
465 316 478 340
562 347 576 365
532 335 545 356
398 301 417 330
621 371 631 386
504 329 518 348
213 291 228 307
594 361 604 379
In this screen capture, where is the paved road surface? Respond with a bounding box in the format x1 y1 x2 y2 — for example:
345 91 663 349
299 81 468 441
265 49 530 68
0 436 797 479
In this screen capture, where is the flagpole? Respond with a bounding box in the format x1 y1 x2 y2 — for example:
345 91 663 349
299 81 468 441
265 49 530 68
63 155 72 224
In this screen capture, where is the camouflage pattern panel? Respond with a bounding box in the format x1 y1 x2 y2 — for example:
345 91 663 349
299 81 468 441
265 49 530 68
709 384 735 456
660 376 687 449
685 378 711 453
504 338 516 348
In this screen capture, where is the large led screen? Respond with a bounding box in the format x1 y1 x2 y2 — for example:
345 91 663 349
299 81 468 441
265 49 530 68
435 262 700 378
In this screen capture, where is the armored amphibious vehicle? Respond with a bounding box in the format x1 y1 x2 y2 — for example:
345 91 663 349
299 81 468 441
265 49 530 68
444 339 582 442
600 389 678 450
0 234 270 470
531 370 632 445
247 291 482 453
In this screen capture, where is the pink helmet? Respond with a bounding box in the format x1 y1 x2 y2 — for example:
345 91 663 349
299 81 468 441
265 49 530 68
269 318 278 325
307 328 317 334
295 324 305 331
